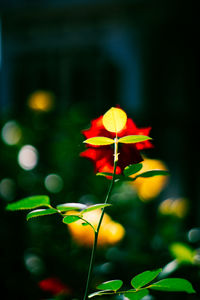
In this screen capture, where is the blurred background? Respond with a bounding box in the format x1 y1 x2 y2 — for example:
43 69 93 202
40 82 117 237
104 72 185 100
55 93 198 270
0 0 200 299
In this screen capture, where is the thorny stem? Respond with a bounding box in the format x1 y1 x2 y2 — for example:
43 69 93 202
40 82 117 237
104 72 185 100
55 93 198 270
83 139 118 300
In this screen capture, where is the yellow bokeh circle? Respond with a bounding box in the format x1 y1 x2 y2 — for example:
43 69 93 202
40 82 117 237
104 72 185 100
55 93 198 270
131 157 168 201
28 90 55 112
67 209 125 247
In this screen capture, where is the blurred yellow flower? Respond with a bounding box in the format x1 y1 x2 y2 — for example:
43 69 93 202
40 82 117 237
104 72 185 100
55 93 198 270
28 90 55 112
130 157 168 201
67 209 125 247
159 198 188 218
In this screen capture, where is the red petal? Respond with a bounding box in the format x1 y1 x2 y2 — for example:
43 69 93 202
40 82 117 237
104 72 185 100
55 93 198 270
118 119 152 149
80 148 100 160
117 118 137 137
98 163 121 179
80 147 114 173
82 116 114 139
134 127 153 150
118 144 143 170
39 277 71 295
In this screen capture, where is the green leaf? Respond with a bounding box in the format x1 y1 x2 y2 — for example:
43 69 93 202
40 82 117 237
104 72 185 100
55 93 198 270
135 170 169 179
88 290 111 298
97 170 169 182
82 222 89 226
96 173 124 181
118 135 152 144
149 278 195 294
6 195 50 211
124 289 149 300
26 208 58 221
83 137 114 146
102 107 127 133
82 203 111 214
124 163 143 177
97 279 123 292
97 172 130 183
56 203 87 212
96 172 114 177
131 269 162 289
63 215 80 224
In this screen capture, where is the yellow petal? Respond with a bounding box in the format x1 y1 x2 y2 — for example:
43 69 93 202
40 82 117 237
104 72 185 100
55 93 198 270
102 107 127 133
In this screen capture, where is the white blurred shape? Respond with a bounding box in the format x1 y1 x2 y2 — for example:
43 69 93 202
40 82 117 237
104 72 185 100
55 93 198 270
142 296 155 300
18 145 38 170
194 249 200 265
44 173 63 193
161 260 178 277
1 120 22 145
24 253 45 275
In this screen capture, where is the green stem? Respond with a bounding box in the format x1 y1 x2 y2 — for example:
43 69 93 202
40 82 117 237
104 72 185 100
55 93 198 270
91 286 148 297
83 231 98 300
83 142 118 300
78 216 97 233
96 161 117 234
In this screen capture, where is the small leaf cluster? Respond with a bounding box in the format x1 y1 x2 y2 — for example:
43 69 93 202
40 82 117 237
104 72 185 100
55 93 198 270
97 163 169 181
89 269 195 299
6 195 110 232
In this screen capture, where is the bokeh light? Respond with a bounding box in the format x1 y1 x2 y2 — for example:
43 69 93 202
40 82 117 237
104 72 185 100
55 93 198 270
0 178 16 201
27 90 55 112
161 260 178 277
188 228 200 243
194 249 200 265
1 120 22 145
24 252 45 276
67 209 125 247
44 173 63 193
170 243 195 264
18 145 38 170
39 277 71 296
159 197 188 218
130 157 168 201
